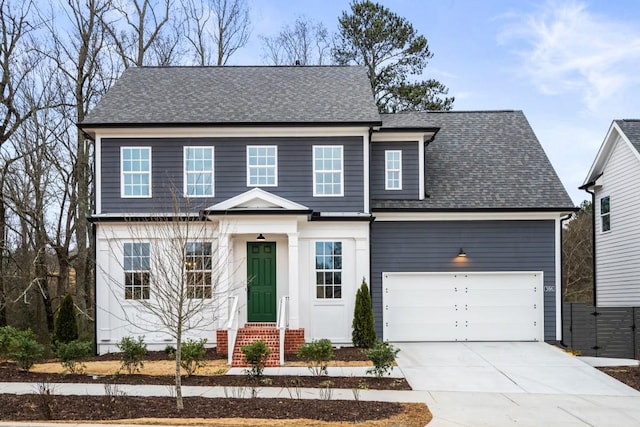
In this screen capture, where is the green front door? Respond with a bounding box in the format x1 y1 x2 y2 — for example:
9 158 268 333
247 242 276 322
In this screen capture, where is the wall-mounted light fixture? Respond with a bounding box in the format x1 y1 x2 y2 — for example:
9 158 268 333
457 248 467 257
256 233 266 240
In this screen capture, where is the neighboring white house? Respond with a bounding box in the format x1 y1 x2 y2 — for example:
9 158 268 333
581 119 640 306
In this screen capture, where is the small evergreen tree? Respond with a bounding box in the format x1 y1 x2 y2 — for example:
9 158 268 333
53 294 78 345
352 278 376 348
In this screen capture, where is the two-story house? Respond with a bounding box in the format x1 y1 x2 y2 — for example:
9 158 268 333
80 66 574 359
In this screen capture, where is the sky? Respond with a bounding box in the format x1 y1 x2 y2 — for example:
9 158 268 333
226 0 640 205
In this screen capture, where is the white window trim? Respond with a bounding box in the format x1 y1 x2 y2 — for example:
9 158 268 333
385 150 403 190
314 240 343 301
183 146 215 198
185 241 213 299
120 146 152 198
246 145 278 187
312 145 344 197
123 241 151 301
600 195 611 233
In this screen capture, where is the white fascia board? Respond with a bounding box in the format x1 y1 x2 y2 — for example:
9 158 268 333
88 126 371 139
374 211 570 221
371 132 423 142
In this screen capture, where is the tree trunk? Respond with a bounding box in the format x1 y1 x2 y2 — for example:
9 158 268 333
175 334 184 410
0 195 6 327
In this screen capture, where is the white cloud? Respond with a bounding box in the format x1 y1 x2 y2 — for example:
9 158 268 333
498 1 640 110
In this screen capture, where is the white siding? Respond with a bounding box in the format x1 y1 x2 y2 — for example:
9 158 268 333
595 136 640 306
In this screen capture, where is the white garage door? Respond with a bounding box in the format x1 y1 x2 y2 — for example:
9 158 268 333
383 272 544 342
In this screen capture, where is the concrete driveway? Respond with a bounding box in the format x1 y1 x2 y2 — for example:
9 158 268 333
394 342 640 426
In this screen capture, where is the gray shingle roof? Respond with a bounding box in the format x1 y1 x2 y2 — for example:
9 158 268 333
82 66 381 126
374 111 574 210
615 119 640 153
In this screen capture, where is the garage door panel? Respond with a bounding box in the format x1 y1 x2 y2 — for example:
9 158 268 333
383 272 543 342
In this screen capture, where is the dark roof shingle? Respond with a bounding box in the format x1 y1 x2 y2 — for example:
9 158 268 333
615 119 640 153
374 111 574 210
82 66 381 126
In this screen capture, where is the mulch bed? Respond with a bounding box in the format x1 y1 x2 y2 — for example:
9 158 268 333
0 394 403 422
600 366 640 390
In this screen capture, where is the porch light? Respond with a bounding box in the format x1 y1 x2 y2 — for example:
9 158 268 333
457 248 467 257
256 233 266 240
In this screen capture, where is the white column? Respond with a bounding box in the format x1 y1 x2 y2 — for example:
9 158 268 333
217 231 230 330
287 232 300 328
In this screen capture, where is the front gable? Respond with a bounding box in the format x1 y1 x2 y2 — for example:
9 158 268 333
583 121 640 187
203 188 310 214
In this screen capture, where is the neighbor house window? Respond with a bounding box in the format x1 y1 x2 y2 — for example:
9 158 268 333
600 196 611 232
184 147 214 197
247 146 277 186
313 146 343 196
315 241 342 299
185 242 212 299
121 147 151 197
385 150 402 190
124 242 150 300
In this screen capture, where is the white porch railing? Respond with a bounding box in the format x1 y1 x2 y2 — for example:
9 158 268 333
225 296 240 366
276 295 289 366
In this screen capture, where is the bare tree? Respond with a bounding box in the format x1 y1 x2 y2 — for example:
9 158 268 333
181 0 250 66
104 0 179 68
562 201 593 304
99 197 239 410
261 16 331 66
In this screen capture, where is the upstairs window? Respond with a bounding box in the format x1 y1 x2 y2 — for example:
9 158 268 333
385 150 402 190
124 242 151 300
247 146 277 186
185 242 212 299
600 196 611 232
184 147 214 197
121 147 151 197
313 146 343 196
315 241 342 299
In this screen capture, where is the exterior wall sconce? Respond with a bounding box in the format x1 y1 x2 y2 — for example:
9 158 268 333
256 233 266 240
457 248 467 257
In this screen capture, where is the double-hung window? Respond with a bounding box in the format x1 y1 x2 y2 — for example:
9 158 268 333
247 146 277 186
313 146 343 196
385 150 402 190
315 241 342 299
124 243 151 300
184 147 214 197
185 242 212 299
121 147 151 197
600 196 611 232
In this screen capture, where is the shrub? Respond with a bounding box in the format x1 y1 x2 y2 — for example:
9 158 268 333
53 294 78 346
180 338 207 376
296 338 334 376
0 326 20 359
118 336 147 374
56 340 93 374
352 279 376 348
164 345 176 359
9 329 45 371
365 341 400 378
241 340 271 378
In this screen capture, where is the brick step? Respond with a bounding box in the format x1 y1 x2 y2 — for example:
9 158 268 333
231 324 281 367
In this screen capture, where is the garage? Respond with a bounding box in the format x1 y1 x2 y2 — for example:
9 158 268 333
383 272 544 342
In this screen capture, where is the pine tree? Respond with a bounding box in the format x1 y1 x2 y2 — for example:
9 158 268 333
53 294 79 345
352 279 376 347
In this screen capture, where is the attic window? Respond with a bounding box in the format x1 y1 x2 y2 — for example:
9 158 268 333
600 196 611 232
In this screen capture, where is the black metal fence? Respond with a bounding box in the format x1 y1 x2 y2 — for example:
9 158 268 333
563 303 640 359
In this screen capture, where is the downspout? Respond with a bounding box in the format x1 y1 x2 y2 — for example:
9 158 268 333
579 173 601 307
559 213 573 347
92 221 97 355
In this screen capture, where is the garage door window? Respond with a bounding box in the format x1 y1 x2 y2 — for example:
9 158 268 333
315 241 342 299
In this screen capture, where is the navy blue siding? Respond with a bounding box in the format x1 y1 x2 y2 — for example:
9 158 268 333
370 220 557 341
370 142 419 200
101 136 364 213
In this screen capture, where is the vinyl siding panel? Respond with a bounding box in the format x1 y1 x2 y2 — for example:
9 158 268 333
595 136 640 306
101 136 364 213
370 220 557 341
370 142 419 199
